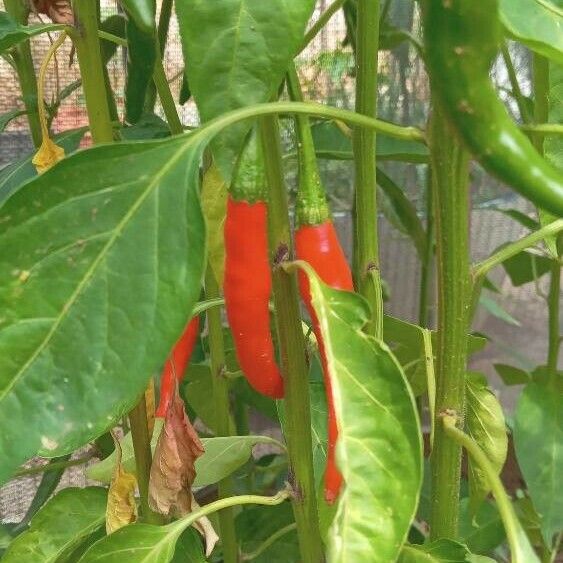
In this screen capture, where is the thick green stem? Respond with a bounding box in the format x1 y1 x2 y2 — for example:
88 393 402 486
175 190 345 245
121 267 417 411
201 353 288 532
204 268 238 563
128 397 162 525
418 166 434 328
286 63 329 225
532 54 561 373
353 0 383 338
72 0 114 143
547 261 561 372
145 0 173 112
429 108 471 540
4 0 42 147
259 116 323 563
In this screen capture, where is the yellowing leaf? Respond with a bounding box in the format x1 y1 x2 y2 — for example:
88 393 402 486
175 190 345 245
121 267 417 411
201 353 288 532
201 163 227 287
32 137 65 174
106 433 138 534
148 392 204 517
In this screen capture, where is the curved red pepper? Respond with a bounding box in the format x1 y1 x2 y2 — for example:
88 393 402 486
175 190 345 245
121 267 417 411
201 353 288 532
156 316 200 417
224 196 284 399
295 220 353 504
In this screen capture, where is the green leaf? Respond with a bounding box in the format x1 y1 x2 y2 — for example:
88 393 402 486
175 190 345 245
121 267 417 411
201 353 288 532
2 487 107 562
0 133 206 483
502 249 553 286
499 0 563 64
494 363 531 385
478 295 521 326
87 419 278 488
377 168 427 259
176 0 316 177
458 498 506 555
514 373 563 544
0 11 64 53
399 538 471 562
182 363 220 432
465 372 508 515
0 108 26 132
311 120 429 163
171 529 205 563
491 207 539 231
121 114 171 140
124 14 157 124
0 128 86 205
237 504 299 562
293 262 422 562
120 0 155 34
179 71 191 105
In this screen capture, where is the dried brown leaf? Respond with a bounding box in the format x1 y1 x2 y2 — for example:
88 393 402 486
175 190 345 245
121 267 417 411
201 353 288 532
148 393 204 517
33 0 74 24
191 495 220 557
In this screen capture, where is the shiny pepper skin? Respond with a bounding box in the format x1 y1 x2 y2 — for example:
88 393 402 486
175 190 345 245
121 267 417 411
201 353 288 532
424 0 563 216
156 316 200 417
224 196 284 399
295 220 353 503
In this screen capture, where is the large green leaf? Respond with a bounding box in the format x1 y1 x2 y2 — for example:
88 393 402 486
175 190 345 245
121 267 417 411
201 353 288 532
499 0 563 64
399 539 474 562
292 262 422 562
170 529 206 563
120 0 155 34
514 371 563 544
458 498 506 555
0 133 206 483
0 11 64 53
0 128 86 205
87 418 278 488
2 487 107 562
175 0 316 177
465 373 508 515
311 120 429 163
501 249 553 286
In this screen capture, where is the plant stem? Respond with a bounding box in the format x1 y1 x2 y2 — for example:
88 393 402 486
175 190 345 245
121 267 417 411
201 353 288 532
428 107 471 540
442 415 538 562
259 116 323 563
144 0 173 112
204 267 238 563
472 220 563 282
418 166 434 328
299 0 347 53
153 50 184 135
532 53 561 374
501 44 533 124
520 123 563 135
14 452 94 478
4 0 42 147
353 0 383 338
242 523 298 560
128 397 162 525
547 261 561 372
71 0 114 144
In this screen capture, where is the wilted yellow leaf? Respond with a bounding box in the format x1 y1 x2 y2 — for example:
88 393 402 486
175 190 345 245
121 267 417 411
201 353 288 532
106 433 138 534
191 495 219 557
32 137 65 174
148 392 204 517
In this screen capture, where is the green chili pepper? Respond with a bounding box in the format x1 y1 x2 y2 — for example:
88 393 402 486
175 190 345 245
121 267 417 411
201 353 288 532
424 0 563 217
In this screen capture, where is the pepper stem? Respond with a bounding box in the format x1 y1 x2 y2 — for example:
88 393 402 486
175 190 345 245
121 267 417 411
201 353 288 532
286 63 329 226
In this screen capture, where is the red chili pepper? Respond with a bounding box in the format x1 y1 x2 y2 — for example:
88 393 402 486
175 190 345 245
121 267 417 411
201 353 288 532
224 195 284 399
156 316 200 417
287 63 353 503
295 221 353 504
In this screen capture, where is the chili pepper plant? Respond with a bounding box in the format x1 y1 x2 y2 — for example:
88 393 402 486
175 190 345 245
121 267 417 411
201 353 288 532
0 0 561 561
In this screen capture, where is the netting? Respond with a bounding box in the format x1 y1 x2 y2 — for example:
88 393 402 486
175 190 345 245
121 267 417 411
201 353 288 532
0 0 557 524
